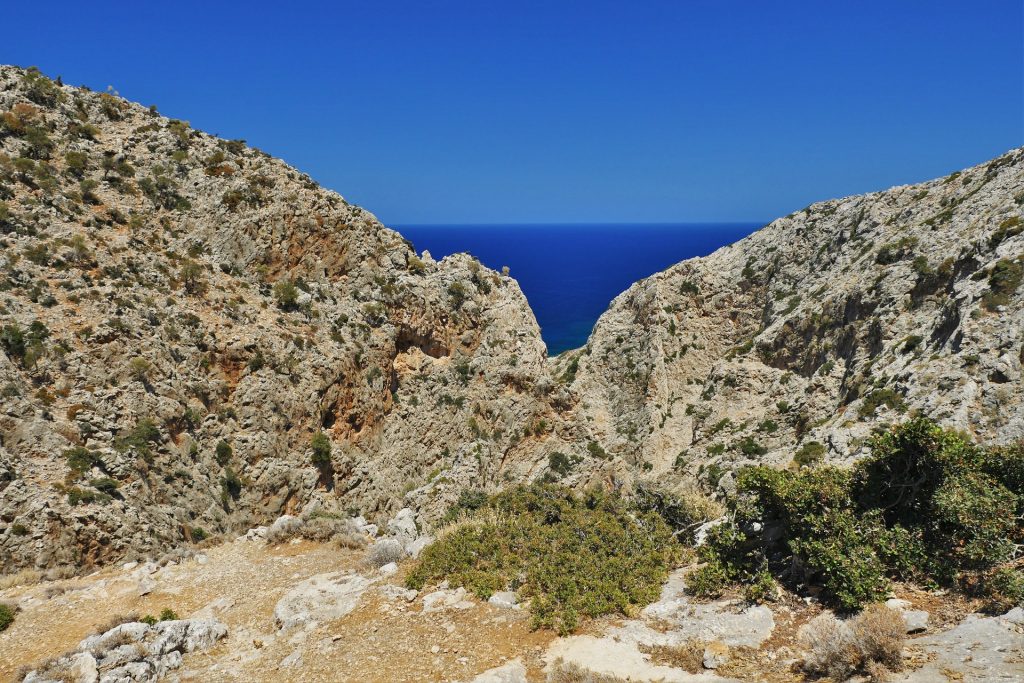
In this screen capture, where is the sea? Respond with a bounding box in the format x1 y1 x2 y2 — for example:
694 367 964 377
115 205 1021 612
397 223 760 356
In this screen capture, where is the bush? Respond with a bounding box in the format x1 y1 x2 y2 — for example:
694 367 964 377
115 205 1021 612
800 605 905 680
696 419 1022 610
114 418 161 459
310 432 331 468
214 440 232 465
443 489 489 522
179 260 207 296
981 566 1024 612
220 467 242 499
857 388 907 418
794 441 825 467
64 446 101 478
632 484 723 544
273 280 299 311
0 602 15 631
447 281 468 308
982 258 1023 311
407 484 679 634
367 539 406 568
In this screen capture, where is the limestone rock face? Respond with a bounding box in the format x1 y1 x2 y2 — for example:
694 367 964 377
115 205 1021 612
555 148 1024 490
0 65 553 572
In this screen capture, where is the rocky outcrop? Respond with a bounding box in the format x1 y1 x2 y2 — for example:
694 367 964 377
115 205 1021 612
21 617 227 683
0 65 553 572
555 148 1024 491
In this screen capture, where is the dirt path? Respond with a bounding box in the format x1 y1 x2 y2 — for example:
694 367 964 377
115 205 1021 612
1 538 554 683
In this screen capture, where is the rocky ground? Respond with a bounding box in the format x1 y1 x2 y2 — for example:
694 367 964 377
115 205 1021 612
2 516 1020 682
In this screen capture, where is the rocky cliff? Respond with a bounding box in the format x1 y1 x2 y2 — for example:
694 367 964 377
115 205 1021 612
1 64 1022 574
556 147 1024 494
0 66 556 571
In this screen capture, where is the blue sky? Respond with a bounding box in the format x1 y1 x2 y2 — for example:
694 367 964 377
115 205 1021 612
4 1 1021 224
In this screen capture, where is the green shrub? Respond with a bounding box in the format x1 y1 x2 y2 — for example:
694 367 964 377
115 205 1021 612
858 388 907 418
310 432 332 468
686 560 732 599
159 608 179 621
547 451 580 477
214 440 232 465
696 419 1022 611
64 446 101 477
443 489 489 522
273 280 299 311
794 441 825 467
982 258 1023 311
0 603 15 631
982 566 1024 612
447 281 468 308
221 467 242 499
736 436 767 457
114 418 161 459
407 484 679 634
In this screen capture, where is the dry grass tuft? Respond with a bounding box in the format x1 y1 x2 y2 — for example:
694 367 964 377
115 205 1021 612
800 604 906 681
0 569 43 590
366 539 406 568
546 659 630 683
641 640 705 673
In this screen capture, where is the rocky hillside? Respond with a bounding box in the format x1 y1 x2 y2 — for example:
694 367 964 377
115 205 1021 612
0 66 558 572
556 147 1024 492
1 63 1022 575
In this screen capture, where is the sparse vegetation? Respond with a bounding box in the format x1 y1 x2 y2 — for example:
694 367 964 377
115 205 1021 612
982 258 1023 311
407 484 679 634
0 602 15 631
858 388 906 418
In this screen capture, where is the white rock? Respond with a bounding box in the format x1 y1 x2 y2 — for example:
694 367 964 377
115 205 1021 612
274 572 374 631
406 535 434 559
378 562 398 576
466 658 527 682
702 641 730 669
902 610 929 633
387 508 418 542
488 591 520 610
422 587 475 612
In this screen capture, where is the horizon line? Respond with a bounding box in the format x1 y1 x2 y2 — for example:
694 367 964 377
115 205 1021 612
391 220 767 227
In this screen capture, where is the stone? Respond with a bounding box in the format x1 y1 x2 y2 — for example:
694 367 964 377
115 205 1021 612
422 587 475 612
387 508 418 542
902 610 930 633
466 659 528 682
545 636 736 683
274 572 374 631
487 591 520 610
702 641 730 669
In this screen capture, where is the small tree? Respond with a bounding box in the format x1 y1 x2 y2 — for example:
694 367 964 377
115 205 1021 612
180 259 207 296
273 280 299 311
310 432 332 469
215 440 233 466
129 357 152 381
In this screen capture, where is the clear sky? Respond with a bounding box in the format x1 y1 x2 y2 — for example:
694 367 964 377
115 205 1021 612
4 1 1021 224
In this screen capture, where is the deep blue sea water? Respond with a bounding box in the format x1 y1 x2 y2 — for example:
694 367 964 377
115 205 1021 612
397 223 760 355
